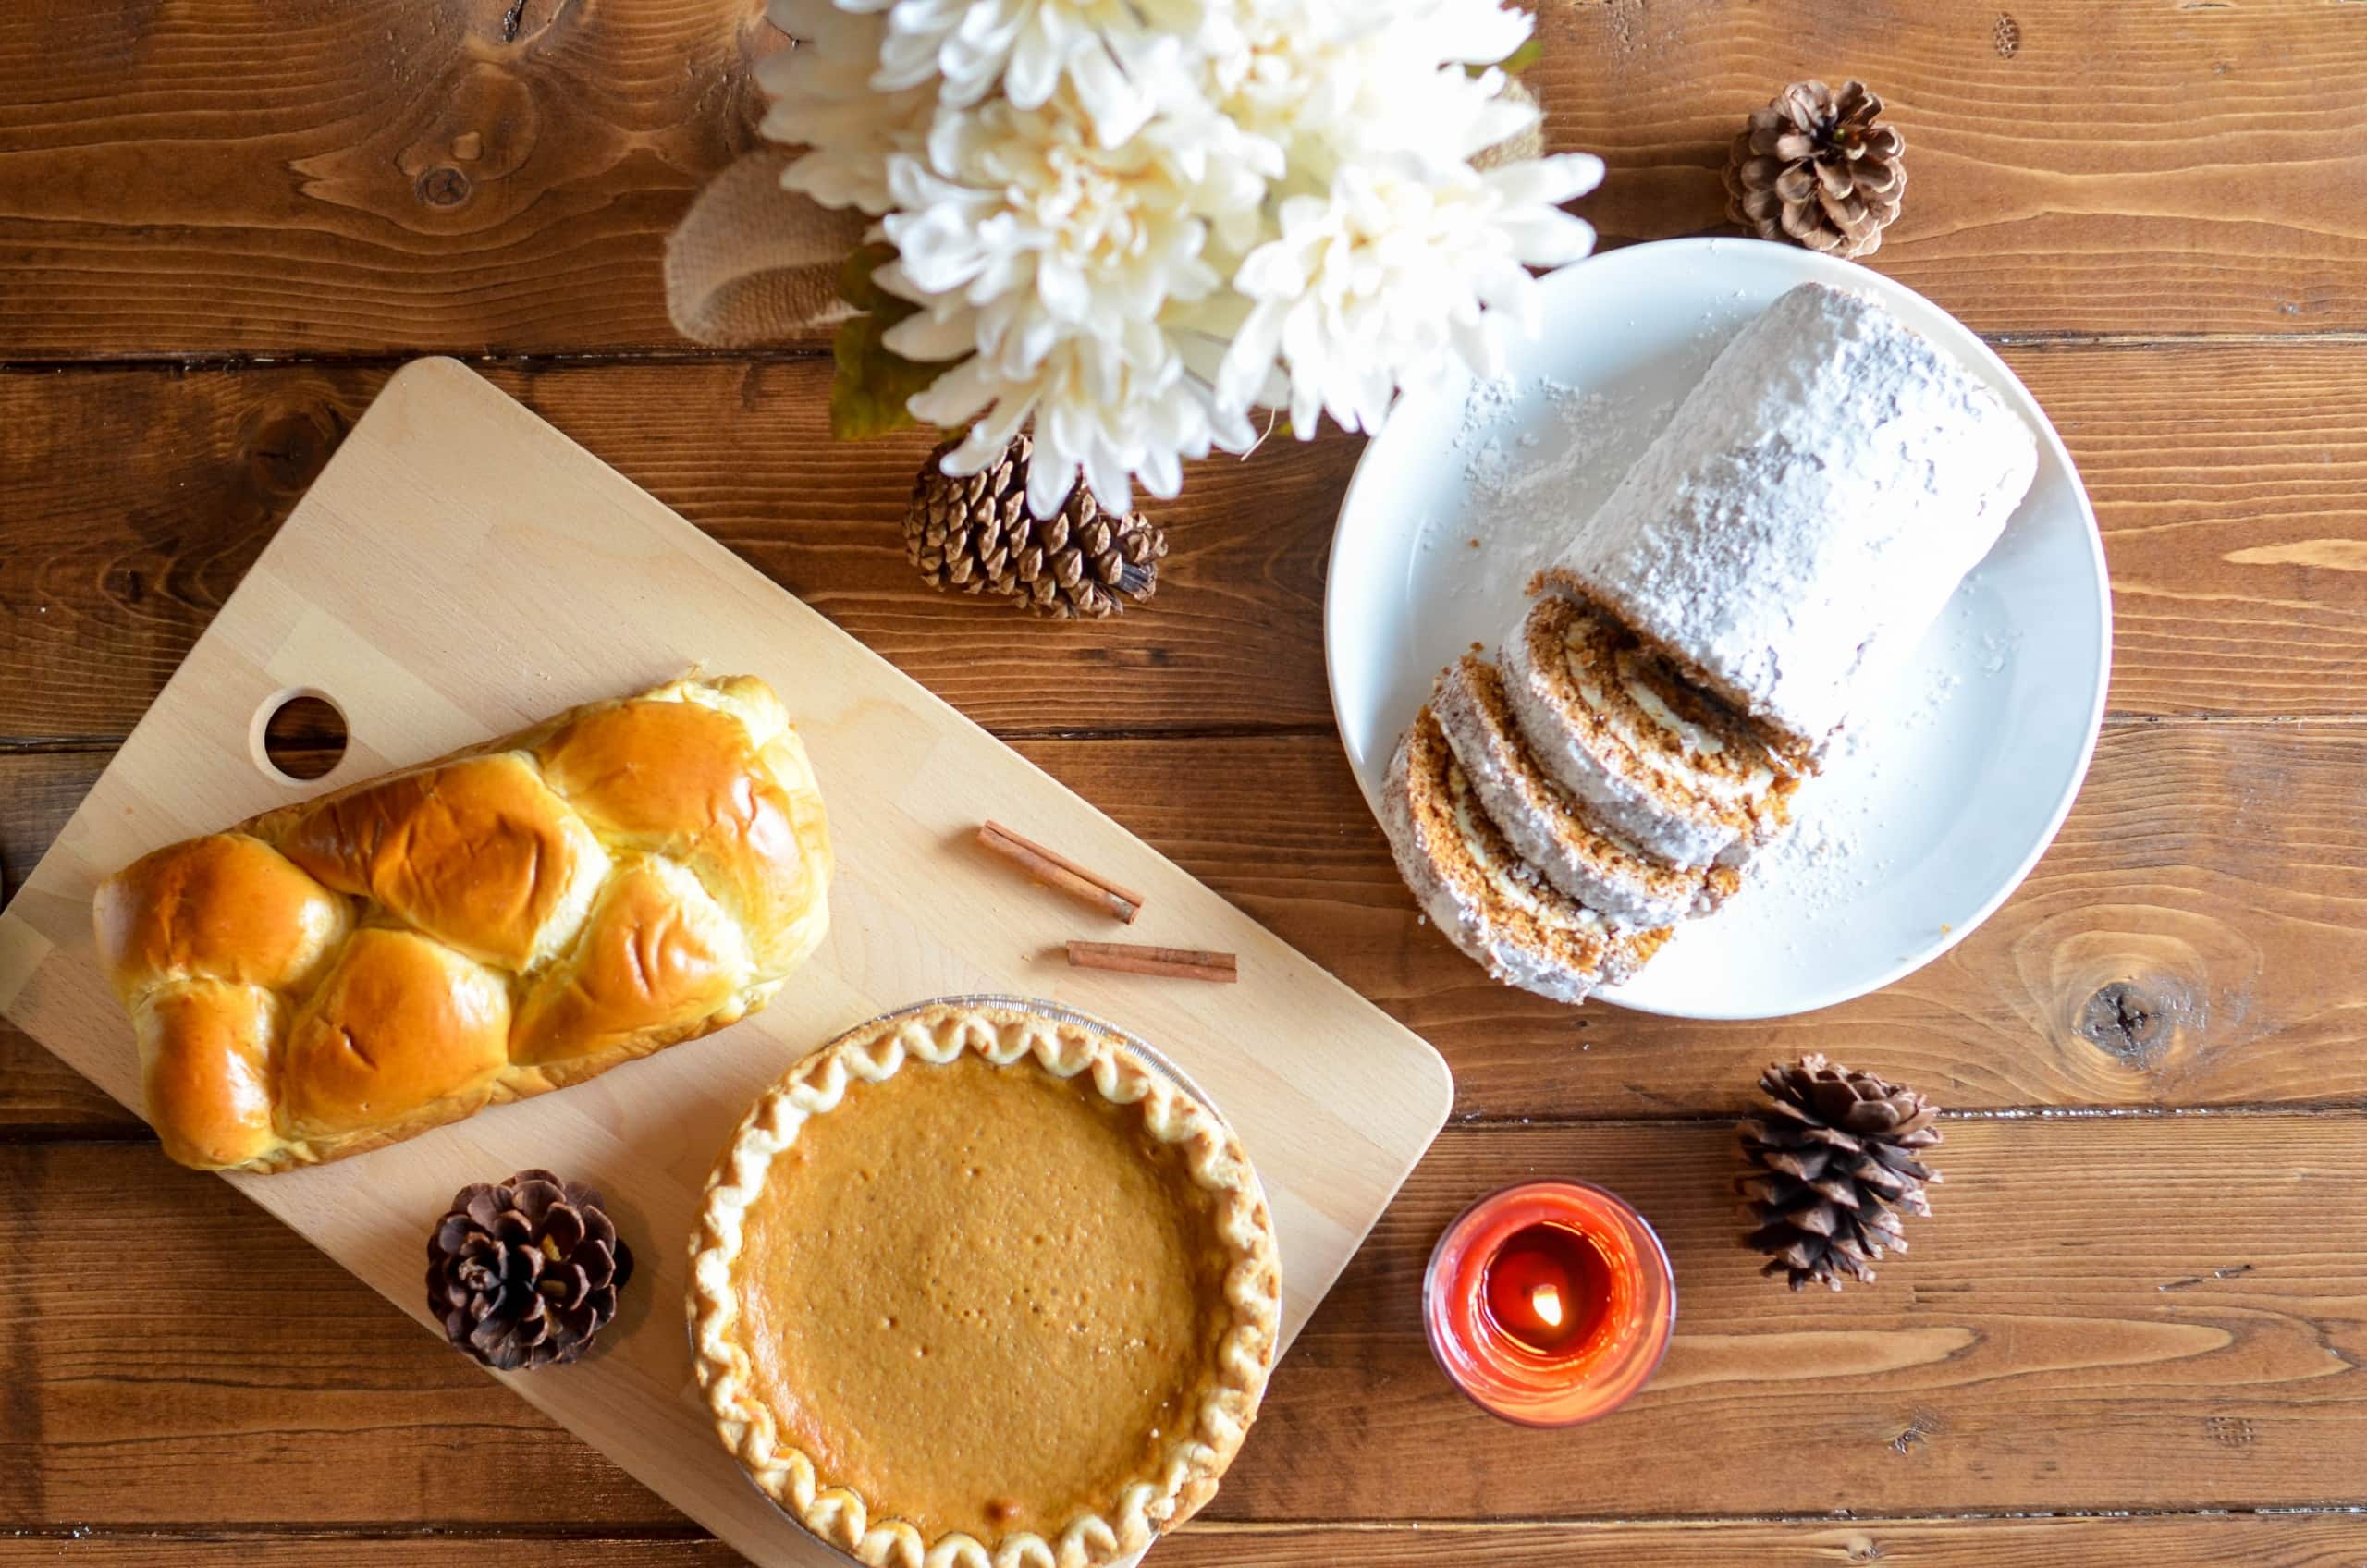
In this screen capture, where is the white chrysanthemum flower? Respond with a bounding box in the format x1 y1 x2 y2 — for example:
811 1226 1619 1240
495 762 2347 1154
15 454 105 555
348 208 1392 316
1218 150 1606 435
759 0 936 214
877 89 1272 512
904 330 1255 516
1353 0 1534 70
1206 0 1534 165
839 0 1216 147
751 0 1610 500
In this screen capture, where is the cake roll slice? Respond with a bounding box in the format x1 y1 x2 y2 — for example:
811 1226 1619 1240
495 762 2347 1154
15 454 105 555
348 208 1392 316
1502 595 1799 870
1381 705 1668 1005
1431 653 1738 928
1535 281 2039 758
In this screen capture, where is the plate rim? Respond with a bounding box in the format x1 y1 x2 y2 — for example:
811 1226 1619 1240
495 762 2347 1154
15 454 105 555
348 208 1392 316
1322 235 2114 1020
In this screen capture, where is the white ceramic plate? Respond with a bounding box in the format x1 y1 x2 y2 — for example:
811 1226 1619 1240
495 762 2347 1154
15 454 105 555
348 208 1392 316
1326 238 2111 1020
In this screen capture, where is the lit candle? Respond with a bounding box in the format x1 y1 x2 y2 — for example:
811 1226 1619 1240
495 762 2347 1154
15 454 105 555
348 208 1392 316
1423 1180 1674 1426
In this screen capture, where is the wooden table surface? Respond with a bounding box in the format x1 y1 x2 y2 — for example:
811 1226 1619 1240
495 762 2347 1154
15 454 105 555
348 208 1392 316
6 2 2367 1563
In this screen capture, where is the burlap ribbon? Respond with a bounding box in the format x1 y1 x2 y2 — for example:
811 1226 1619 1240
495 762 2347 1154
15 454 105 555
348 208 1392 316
664 148 870 346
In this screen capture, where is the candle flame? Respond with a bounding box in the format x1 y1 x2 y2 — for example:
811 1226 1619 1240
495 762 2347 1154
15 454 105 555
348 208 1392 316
1532 1282 1563 1329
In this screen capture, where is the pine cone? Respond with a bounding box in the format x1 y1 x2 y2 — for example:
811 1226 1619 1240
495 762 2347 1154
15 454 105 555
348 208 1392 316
904 434 1168 619
1738 1055 1942 1292
425 1169 634 1370
1724 80 1906 259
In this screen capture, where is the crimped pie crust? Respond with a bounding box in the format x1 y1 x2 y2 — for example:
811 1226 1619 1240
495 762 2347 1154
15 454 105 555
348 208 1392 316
689 1000 1282 1568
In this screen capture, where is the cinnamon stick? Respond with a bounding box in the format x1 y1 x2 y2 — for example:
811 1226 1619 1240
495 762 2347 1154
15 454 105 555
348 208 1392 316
1067 941 1237 984
977 820 1145 923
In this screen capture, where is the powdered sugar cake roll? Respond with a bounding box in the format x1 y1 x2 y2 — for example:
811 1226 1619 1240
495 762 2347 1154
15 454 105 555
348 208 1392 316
1429 653 1738 928
1380 707 1665 1004
1533 282 2039 758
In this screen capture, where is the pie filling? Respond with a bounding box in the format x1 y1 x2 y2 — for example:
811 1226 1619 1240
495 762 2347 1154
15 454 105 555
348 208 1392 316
729 1049 1233 1543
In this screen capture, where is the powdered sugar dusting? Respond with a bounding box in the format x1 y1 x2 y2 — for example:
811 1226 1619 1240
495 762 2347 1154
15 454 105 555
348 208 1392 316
1741 586 2023 938
1424 341 2030 929
1537 282 2041 753
1433 374 1674 593
1466 385 1617 580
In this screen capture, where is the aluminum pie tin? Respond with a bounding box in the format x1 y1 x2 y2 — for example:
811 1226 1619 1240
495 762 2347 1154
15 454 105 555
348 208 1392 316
693 993 1245 1562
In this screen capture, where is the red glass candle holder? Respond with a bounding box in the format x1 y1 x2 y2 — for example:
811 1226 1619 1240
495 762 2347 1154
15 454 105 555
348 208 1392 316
1423 1179 1675 1427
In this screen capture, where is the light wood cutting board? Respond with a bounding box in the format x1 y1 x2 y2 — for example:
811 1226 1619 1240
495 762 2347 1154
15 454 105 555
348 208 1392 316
0 357 1453 1564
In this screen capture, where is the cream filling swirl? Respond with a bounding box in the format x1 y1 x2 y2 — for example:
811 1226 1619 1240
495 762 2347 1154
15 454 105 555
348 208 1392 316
1448 766 1605 935
1563 623 1772 800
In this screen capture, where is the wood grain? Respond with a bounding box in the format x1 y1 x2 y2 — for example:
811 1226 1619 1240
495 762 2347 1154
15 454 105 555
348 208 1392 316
5 3 2364 354
1539 0 2367 338
0 357 1451 1568
11 1515 2367 1568
2020 344 2367 717
9 1117 2367 1525
0 753 128 1130
0 0 773 359
7 0 2364 1550
7 348 2367 747
13 707 2367 1126
0 361 1347 741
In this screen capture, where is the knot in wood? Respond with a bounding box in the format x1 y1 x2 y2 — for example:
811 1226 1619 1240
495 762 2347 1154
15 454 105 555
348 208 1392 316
246 410 337 496
487 0 568 44
415 166 472 209
2078 979 2168 1065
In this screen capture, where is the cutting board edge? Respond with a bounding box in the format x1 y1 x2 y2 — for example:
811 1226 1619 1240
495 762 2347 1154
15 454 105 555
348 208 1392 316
2 349 1459 1145
0 356 1462 1565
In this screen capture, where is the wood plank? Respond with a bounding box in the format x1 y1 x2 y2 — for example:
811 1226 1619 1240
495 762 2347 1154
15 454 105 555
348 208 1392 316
0 356 1450 1568
0 753 130 1129
1068 720 2367 1120
1543 0 2367 338
2017 344 2367 717
7 1117 2367 1525
1251 1116 2367 1520
11 709 2367 1125
10 1515 2367 1568
0 0 771 359
5 2 2364 354
0 361 1347 741
7 347 2367 745
1193 1517 2367 1567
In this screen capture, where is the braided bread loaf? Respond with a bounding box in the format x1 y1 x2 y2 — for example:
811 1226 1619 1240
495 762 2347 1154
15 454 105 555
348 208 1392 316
92 674 832 1174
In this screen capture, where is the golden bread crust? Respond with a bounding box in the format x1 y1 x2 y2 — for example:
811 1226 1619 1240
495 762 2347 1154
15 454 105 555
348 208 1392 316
261 754 611 973
130 983 281 1170
94 832 351 998
277 928 513 1138
688 1001 1282 1568
91 674 833 1173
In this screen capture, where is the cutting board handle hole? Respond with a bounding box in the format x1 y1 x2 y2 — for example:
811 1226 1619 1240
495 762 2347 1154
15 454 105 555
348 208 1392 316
251 689 350 784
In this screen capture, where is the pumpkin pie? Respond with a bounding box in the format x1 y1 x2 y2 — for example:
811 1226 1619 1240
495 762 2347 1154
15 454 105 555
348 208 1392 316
689 1000 1282 1568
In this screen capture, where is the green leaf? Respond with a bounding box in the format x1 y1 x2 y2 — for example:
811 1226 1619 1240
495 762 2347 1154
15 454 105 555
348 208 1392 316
1469 36 1542 76
831 312 957 440
837 240 908 317
828 242 963 441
